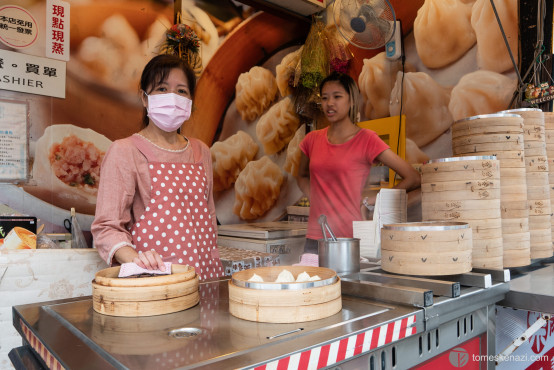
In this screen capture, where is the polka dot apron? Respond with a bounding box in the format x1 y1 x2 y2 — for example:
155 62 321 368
130 135 224 281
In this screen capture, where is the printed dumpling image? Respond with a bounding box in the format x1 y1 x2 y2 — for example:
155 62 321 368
284 124 305 177
471 0 518 73
358 52 416 120
389 71 453 147
275 269 295 283
235 66 278 122
414 0 476 69
233 156 284 220
448 70 517 121
211 130 259 192
256 97 300 155
275 46 303 97
26 124 112 215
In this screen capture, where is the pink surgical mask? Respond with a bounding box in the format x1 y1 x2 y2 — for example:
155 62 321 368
145 92 192 132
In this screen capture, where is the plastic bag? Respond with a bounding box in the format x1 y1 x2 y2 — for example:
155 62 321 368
70 208 88 249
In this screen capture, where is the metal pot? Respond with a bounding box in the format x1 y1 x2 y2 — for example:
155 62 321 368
318 238 360 276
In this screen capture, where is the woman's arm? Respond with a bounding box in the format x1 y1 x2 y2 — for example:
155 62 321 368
295 152 311 199
376 148 421 192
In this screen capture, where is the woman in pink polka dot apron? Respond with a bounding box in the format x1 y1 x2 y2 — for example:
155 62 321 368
92 55 224 281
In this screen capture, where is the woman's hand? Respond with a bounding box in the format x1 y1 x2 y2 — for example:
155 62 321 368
361 195 377 220
134 250 166 271
114 246 167 271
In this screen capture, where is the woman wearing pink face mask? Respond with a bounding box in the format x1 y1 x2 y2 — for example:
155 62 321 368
92 55 224 281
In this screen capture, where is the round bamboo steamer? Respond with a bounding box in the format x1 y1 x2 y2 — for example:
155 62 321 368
92 264 199 317
421 180 499 192
495 158 526 168
472 257 503 269
228 266 341 323
422 157 498 173
380 222 472 276
452 134 522 147
451 126 523 139
468 150 524 160
382 250 473 276
501 168 528 178
422 188 501 201
501 218 529 233
472 237 503 250
452 141 524 154
422 199 500 211
422 169 499 182
422 208 501 221
530 245 553 259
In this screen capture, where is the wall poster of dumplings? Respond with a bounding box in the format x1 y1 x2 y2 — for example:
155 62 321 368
0 0 519 233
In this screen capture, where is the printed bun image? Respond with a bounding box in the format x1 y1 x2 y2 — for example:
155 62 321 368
24 124 112 215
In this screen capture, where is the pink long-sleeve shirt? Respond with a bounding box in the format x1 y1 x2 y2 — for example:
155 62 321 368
91 134 217 265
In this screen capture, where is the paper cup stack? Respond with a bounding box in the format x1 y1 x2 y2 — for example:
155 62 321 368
452 113 530 267
501 108 552 259
421 156 503 269
353 188 407 259
544 111 554 252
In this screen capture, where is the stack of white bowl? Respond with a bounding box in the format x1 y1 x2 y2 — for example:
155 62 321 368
451 113 530 267
421 156 503 269
501 108 552 259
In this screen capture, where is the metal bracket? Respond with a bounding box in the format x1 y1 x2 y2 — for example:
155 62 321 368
496 313 552 365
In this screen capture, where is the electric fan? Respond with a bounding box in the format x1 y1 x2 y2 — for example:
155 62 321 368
333 0 396 50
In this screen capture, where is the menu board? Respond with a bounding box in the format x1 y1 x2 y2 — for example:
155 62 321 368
0 99 28 182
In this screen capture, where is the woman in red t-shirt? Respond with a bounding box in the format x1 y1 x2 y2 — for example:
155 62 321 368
296 72 421 255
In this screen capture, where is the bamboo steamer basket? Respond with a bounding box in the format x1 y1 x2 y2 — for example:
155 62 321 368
452 141 524 154
421 179 499 192
526 157 549 172
451 125 523 139
228 266 341 323
500 200 529 218
423 208 501 221
452 134 522 147
92 264 199 317
421 188 501 201
502 218 529 233
381 222 472 276
451 114 523 135
421 157 498 173
470 150 524 160
422 199 500 212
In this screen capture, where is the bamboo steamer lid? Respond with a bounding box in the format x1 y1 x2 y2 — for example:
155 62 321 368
421 180 499 192
92 264 199 317
452 134 522 147
422 199 501 211
422 208 501 221
422 188 501 201
228 266 342 323
423 156 499 173
452 114 523 134
453 141 524 154
381 222 472 276
501 218 529 233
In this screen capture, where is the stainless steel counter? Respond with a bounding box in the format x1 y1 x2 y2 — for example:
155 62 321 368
498 257 554 314
11 266 510 370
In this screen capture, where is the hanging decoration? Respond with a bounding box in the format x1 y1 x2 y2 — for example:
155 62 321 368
521 47 554 107
323 26 353 74
159 13 203 77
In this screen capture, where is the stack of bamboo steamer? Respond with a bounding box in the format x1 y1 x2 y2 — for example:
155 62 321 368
501 108 553 259
544 111 554 251
421 156 503 269
451 113 531 267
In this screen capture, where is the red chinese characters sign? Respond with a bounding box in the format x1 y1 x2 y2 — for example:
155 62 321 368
46 0 69 61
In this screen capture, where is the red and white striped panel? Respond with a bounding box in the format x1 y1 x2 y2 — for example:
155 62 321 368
253 314 417 370
20 319 65 370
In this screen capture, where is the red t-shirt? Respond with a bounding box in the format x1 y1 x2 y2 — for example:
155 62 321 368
300 127 389 239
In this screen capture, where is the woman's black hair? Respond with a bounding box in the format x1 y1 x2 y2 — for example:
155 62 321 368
319 71 361 123
140 54 197 127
